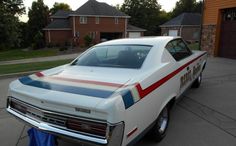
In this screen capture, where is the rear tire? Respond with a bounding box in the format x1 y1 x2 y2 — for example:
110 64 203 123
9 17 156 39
150 105 169 142
191 73 202 88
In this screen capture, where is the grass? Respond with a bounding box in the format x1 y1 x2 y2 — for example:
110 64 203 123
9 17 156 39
0 49 59 61
0 59 72 75
188 43 200 50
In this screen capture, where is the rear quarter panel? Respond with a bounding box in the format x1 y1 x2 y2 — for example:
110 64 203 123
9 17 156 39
123 50 207 145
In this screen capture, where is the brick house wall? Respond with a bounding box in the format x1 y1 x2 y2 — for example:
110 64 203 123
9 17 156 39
181 26 200 43
161 27 180 36
201 0 236 56
72 16 126 45
45 30 72 45
45 16 127 46
161 26 200 42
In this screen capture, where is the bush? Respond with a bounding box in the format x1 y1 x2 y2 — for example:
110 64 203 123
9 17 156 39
64 41 70 47
59 46 68 52
83 35 92 47
32 31 45 49
46 42 53 48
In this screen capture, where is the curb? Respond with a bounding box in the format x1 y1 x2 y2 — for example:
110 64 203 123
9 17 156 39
0 70 41 79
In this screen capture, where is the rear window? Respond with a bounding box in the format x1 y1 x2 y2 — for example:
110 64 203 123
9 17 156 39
72 45 152 69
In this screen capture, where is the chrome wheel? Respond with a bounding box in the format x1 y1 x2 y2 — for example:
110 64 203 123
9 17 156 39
157 107 168 134
149 105 169 142
192 73 202 88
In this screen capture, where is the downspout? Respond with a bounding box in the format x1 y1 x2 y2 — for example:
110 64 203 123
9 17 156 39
199 0 205 50
48 30 51 43
125 18 127 38
73 16 76 37
180 26 183 36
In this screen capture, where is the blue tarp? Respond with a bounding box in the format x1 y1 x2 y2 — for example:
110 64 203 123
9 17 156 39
28 128 56 146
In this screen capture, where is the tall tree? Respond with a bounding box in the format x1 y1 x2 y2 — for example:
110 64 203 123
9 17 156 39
27 0 49 48
121 0 162 35
50 2 72 15
171 0 202 18
0 0 25 49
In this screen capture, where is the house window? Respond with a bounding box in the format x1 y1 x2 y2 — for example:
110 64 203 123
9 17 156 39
115 17 119 24
95 17 99 24
89 32 96 39
80 16 87 24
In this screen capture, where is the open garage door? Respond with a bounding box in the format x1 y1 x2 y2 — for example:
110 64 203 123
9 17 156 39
219 8 236 59
100 32 123 42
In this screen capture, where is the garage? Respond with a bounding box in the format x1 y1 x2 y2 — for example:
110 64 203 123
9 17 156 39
201 0 236 58
168 30 178 36
128 32 141 38
127 24 146 38
219 8 236 59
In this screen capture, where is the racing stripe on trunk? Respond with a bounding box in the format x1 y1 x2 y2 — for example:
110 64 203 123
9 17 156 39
19 76 114 98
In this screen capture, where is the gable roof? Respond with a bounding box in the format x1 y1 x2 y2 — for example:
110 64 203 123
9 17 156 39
43 19 71 30
160 13 201 27
73 0 129 17
127 24 146 32
50 10 72 18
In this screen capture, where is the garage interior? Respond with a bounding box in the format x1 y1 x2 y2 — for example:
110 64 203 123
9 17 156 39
100 32 123 41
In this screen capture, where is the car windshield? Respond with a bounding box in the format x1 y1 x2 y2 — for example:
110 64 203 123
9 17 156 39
72 45 152 69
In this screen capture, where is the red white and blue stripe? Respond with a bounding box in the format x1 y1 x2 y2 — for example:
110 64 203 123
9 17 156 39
18 52 206 109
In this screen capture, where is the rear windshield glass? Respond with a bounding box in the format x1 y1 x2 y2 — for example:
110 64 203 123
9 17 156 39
72 45 152 69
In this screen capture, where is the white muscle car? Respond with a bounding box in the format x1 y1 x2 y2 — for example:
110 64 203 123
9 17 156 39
7 37 207 146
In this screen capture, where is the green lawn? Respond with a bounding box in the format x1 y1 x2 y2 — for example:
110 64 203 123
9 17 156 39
0 59 72 75
188 43 200 50
0 49 59 61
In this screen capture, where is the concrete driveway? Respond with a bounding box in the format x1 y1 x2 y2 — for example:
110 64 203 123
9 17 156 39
0 57 236 146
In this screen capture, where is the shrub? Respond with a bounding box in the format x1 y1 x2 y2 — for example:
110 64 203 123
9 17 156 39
46 42 53 48
83 35 92 47
32 31 45 49
59 46 68 52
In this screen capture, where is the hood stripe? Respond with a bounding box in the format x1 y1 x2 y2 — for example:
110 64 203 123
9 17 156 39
19 76 114 98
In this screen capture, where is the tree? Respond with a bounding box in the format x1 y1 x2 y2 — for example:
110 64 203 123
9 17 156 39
27 0 49 48
171 0 203 18
121 0 162 35
0 0 25 49
50 2 72 15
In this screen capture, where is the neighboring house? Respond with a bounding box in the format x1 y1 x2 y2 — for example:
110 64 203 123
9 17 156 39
127 24 146 38
43 0 145 46
201 0 236 59
160 13 201 43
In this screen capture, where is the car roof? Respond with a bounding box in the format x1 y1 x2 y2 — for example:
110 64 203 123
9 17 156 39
96 36 180 47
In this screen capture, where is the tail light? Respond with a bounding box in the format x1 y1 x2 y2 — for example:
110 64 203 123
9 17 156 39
66 118 107 138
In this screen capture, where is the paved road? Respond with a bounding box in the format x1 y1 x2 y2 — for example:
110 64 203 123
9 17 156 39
1 57 236 146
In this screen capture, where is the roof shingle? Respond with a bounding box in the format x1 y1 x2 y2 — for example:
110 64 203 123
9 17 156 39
44 19 71 30
50 10 72 18
74 0 129 17
127 24 146 32
160 13 201 27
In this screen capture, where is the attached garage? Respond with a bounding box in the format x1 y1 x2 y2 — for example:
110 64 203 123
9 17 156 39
128 32 141 38
219 8 236 59
127 24 146 38
168 30 178 36
201 0 236 59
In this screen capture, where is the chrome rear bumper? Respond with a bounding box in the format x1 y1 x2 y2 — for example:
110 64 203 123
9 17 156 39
6 97 124 146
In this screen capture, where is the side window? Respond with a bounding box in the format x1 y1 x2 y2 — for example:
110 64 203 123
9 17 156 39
166 39 192 61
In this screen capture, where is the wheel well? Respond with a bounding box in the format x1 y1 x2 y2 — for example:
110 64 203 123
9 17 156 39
202 62 206 71
167 97 176 110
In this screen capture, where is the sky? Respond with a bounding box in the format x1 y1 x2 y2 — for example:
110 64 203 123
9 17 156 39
20 0 179 22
